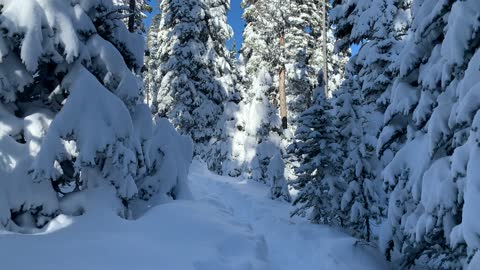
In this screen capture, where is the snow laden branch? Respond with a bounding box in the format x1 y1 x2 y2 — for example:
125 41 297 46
0 0 192 231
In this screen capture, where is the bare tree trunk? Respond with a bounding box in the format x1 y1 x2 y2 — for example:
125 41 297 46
128 0 136 33
146 84 150 106
279 33 288 130
321 0 329 98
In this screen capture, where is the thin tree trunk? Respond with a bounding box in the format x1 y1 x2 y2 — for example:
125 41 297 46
321 0 328 98
279 33 288 130
128 0 136 33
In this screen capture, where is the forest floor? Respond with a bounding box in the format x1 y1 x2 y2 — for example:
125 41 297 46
0 161 390 270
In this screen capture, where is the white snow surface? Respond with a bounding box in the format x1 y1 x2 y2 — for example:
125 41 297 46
0 161 389 270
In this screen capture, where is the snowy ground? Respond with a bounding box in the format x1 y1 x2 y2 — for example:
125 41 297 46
0 161 390 270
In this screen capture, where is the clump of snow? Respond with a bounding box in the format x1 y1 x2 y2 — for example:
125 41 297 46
137 118 193 203
266 152 291 202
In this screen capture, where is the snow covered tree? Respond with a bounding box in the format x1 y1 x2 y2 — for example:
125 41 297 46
224 69 285 182
376 0 480 268
226 0 348 183
309 30 350 98
286 0 326 124
240 0 291 129
238 0 273 91
333 65 384 242
241 0 347 130
148 0 236 158
228 0 279 179
327 0 410 246
0 0 192 232
228 39 238 65
249 0 480 267
289 85 343 225
144 13 162 106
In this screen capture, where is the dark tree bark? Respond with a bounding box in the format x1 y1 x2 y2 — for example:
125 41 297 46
279 33 288 129
128 0 135 32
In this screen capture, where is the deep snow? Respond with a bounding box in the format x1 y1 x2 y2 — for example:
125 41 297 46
0 161 390 270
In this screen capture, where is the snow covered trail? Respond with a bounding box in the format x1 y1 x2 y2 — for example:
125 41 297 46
0 161 389 270
188 160 390 270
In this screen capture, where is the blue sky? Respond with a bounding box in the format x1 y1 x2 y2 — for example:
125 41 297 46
226 1 245 49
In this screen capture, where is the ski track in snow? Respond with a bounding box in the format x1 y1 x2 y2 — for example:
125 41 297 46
0 161 390 270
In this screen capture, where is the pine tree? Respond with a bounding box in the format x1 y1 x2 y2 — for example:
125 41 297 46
238 0 274 91
144 14 162 107
240 0 296 130
226 0 348 183
228 69 285 182
334 64 383 242
377 0 480 268
326 0 411 247
289 86 343 225
219 0 285 179
0 0 192 231
147 0 236 158
284 0 350 105
228 39 238 65
242 0 347 130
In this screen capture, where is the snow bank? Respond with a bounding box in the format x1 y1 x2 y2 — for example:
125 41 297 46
0 158 390 270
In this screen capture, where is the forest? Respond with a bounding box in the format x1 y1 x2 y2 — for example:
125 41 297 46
0 0 480 269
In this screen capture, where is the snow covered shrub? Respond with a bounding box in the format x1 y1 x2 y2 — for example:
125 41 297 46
0 0 192 231
267 152 291 202
137 118 193 203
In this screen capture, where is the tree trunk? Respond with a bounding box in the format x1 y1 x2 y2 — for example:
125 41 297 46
321 0 329 98
279 33 288 130
128 0 136 33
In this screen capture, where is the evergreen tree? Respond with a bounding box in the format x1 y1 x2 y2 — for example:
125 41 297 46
238 0 273 90
144 14 162 107
326 0 411 246
221 0 287 180
377 0 480 268
334 64 383 242
289 86 343 225
286 0 348 113
226 0 348 183
148 0 236 157
241 0 347 130
226 69 285 182
0 0 191 231
228 39 238 65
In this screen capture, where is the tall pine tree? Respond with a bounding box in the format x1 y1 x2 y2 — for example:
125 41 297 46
147 0 236 157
